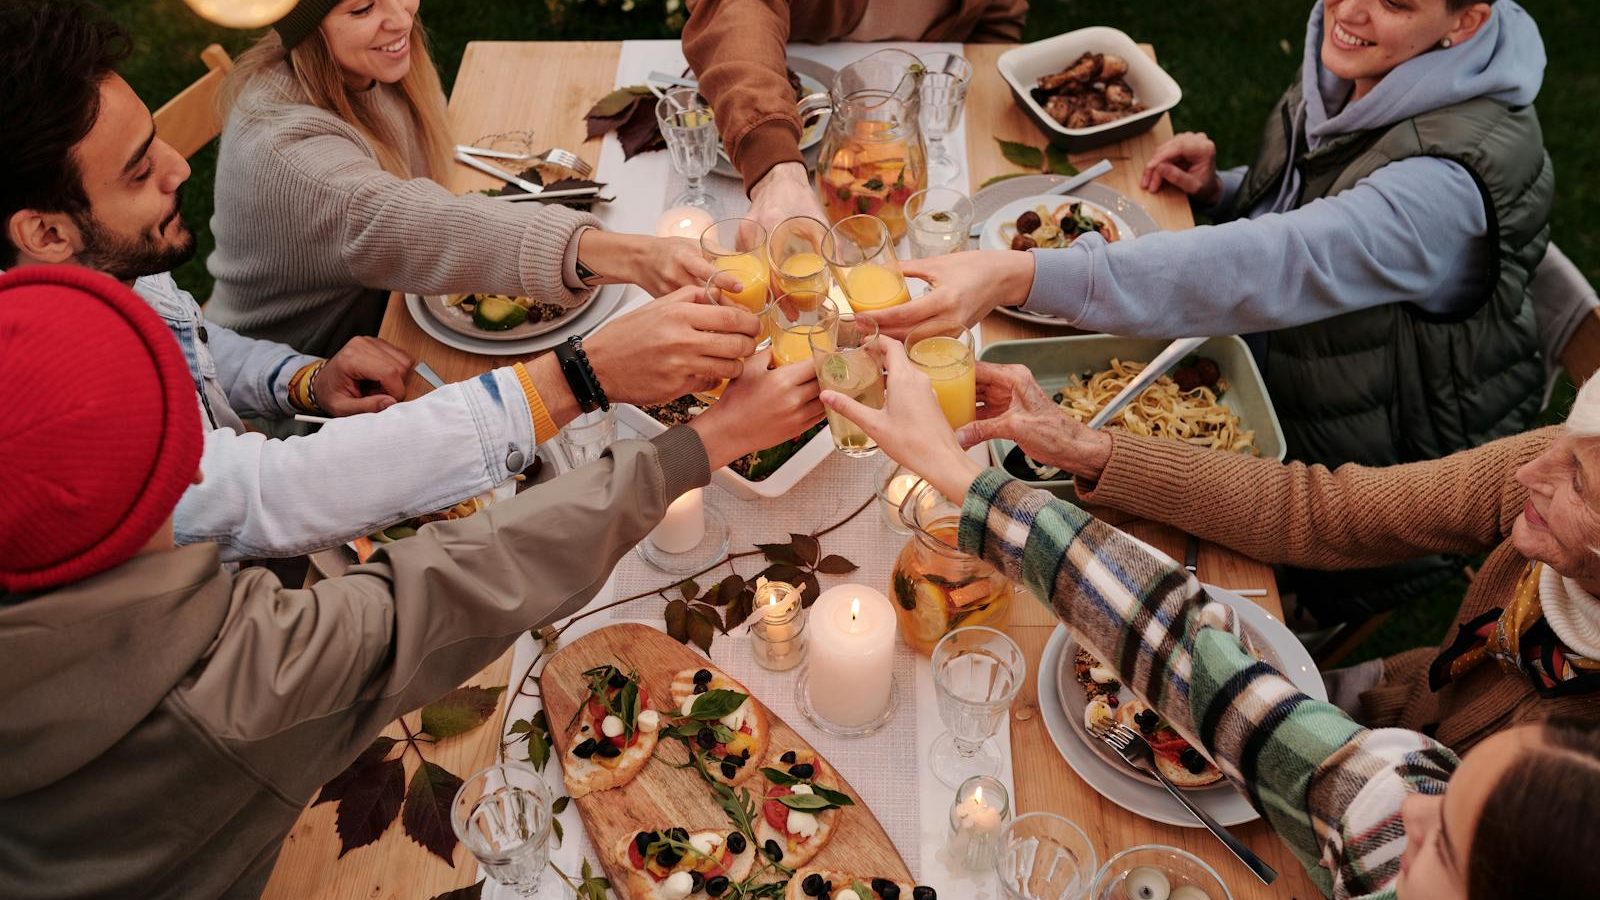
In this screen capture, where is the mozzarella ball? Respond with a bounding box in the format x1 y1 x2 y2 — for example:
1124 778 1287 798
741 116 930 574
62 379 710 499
659 870 695 899
638 709 661 732
601 715 624 738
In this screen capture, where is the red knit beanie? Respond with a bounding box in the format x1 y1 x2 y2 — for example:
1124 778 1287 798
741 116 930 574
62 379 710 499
0 266 202 592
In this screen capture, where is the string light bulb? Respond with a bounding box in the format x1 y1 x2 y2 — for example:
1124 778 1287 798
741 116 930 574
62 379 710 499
182 0 299 29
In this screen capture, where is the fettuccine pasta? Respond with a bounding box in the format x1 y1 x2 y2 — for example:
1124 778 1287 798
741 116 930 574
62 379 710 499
1056 358 1256 453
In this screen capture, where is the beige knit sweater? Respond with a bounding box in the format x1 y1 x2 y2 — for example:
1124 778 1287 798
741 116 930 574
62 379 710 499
205 63 599 357
1078 427 1600 753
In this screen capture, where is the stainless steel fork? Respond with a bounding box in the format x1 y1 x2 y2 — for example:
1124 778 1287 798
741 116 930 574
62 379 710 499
1093 722 1279 885
454 144 593 179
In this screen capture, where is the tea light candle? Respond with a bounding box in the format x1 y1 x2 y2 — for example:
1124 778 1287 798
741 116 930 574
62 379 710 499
655 206 715 240
649 488 706 554
949 775 1010 873
750 578 807 671
878 466 921 534
805 585 896 728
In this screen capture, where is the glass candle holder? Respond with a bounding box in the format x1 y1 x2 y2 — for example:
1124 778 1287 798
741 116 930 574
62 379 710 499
949 774 1011 874
750 578 808 671
877 461 920 535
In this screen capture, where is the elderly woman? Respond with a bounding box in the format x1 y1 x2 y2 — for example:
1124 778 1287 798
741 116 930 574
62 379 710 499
821 341 1600 899
946 361 1600 752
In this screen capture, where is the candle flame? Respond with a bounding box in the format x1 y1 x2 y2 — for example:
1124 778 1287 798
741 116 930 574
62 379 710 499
849 597 860 620
974 785 984 804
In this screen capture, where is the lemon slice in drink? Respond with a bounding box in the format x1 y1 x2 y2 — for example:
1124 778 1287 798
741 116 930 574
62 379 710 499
905 580 952 646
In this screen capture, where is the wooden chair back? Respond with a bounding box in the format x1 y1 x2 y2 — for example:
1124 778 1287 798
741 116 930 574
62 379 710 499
153 44 234 159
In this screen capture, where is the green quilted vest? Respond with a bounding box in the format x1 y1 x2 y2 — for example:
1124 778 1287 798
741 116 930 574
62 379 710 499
1234 72 1552 469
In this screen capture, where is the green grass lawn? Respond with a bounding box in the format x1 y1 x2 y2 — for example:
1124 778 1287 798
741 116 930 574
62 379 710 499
101 0 1597 663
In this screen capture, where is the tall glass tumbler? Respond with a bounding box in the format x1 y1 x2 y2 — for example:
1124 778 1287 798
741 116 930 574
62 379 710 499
997 813 1098 900
768 215 833 295
767 292 839 367
701 217 772 315
906 187 975 258
451 762 554 897
656 87 720 212
931 625 1026 786
823 215 911 313
907 319 977 429
919 53 973 186
811 313 885 458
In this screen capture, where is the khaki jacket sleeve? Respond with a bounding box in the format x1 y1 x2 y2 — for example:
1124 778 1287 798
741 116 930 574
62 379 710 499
175 428 708 798
682 0 804 193
1077 428 1548 570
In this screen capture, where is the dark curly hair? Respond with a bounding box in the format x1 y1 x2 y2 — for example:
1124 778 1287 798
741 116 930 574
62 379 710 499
0 1 131 267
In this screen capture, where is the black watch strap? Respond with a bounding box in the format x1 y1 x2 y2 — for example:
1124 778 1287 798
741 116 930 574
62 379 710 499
553 336 609 413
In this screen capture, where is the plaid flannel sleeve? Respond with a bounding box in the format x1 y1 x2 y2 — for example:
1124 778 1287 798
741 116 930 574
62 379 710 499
959 469 1458 900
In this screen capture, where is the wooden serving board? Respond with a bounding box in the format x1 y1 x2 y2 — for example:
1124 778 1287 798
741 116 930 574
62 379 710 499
541 624 913 895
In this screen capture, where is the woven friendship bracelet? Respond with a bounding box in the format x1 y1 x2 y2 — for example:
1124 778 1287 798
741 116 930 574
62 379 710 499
513 362 559 444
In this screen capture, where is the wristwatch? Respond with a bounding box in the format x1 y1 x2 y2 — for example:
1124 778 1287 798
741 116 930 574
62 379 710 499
553 336 609 413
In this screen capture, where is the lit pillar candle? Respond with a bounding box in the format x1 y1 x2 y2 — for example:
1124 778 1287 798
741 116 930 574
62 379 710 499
655 206 716 240
806 585 896 727
650 488 706 554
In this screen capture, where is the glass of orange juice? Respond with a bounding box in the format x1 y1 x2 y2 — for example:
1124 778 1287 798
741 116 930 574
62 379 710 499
906 320 976 429
766 292 839 367
700 218 771 315
696 270 772 403
768 216 832 295
822 215 912 314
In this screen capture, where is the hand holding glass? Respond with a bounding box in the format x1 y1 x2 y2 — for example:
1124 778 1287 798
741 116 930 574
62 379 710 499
811 313 885 458
906 319 976 429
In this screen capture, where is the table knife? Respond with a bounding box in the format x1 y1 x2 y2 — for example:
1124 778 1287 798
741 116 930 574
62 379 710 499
455 152 600 200
414 362 446 390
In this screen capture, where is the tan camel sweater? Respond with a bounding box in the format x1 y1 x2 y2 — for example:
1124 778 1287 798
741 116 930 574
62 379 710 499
1078 427 1600 752
205 63 598 357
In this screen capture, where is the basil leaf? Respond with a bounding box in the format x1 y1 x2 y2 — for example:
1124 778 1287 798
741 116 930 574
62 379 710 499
618 679 640 738
810 785 854 807
711 723 737 743
761 767 802 787
776 792 839 811
689 689 746 721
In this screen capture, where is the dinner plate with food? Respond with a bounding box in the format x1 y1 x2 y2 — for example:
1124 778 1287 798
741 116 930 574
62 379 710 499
1039 586 1325 827
978 193 1134 254
405 282 630 356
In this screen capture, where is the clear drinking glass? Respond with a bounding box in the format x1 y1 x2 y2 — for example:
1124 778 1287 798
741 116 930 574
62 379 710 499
766 292 839 367
919 53 973 186
656 87 720 212
451 762 554 897
559 408 617 470
997 813 1099 900
930 625 1025 786
810 313 884 458
768 216 833 295
700 217 772 315
907 319 976 429
1092 845 1233 900
697 269 772 403
906 187 975 258
822 215 912 313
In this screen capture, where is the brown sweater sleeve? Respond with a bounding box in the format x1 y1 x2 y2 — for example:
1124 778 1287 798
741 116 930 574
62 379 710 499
682 0 805 193
1077 428 1550 570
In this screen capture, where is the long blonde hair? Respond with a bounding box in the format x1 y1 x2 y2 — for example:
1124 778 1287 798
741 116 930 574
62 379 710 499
222 19 452 180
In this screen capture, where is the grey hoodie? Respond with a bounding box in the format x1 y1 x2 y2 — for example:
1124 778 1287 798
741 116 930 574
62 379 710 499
1023 0 1547 338
0 431 707 899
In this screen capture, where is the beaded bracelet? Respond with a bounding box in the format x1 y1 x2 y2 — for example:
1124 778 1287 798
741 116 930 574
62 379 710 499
287 360 327 414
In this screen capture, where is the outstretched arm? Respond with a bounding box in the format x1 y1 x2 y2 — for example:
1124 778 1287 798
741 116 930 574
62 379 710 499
682 0 802 194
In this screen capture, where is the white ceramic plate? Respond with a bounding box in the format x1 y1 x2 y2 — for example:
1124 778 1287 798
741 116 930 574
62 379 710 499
1037 586 1326 827
405 283 631 356
978 194 1135 253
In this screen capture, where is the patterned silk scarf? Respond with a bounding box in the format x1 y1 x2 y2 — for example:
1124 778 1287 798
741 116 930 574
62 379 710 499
1430 562 1600 697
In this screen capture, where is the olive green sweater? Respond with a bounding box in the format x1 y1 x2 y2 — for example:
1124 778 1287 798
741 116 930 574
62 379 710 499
205 63 598 357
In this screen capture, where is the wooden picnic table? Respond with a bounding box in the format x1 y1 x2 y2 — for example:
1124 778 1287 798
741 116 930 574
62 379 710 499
263 40 1318 900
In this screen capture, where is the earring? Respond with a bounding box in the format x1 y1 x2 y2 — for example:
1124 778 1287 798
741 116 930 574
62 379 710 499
1440 37 1454 48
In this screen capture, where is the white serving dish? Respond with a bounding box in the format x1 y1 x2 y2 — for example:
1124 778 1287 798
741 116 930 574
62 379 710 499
996 26 1183 151
614 403 834 501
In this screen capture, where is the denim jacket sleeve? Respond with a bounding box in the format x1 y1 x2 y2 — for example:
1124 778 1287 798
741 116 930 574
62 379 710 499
204 320 317 419
174 368 540 560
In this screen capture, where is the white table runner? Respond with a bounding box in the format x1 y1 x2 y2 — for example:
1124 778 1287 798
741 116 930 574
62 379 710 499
489 40 1003 900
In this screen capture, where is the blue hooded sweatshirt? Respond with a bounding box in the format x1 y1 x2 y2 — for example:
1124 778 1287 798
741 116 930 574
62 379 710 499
1020 0 1547 338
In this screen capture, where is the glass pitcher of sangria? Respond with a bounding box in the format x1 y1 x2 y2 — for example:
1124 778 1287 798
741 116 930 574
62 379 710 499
801 49 929 241
890 479 1013 654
